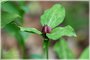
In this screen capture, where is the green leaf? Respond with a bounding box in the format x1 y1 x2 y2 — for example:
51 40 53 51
40 4 65 28
79 47 89 59
47 25 76 40
1 12 20 28
1 1 23 28
54 38 75 59
16 1 28 13
4 23 30 42
20 27 42 35
1 1 20 14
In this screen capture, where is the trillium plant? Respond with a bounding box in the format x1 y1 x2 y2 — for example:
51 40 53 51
20 4 76 59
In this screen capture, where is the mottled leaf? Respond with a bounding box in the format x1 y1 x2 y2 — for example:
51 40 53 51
41 4 65 28
47 25 76 40
54 38 75 59
20 27 42 35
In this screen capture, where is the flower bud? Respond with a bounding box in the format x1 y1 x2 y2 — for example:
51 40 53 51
42 25 52 34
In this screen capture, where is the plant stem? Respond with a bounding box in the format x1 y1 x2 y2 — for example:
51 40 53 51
43 38 49 59
15 31 28 59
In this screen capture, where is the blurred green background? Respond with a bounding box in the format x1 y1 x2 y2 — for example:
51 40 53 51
1 1 89 59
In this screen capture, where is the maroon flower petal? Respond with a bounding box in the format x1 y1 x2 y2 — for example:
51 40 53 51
42 25 52 34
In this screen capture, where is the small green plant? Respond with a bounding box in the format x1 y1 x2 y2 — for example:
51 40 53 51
20 4 76 59
1 1 89 59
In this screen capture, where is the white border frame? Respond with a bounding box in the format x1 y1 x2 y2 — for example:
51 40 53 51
0 0 89 60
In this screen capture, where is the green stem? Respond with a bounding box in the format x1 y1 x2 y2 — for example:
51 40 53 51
15 31 28 59
43 38 49 59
